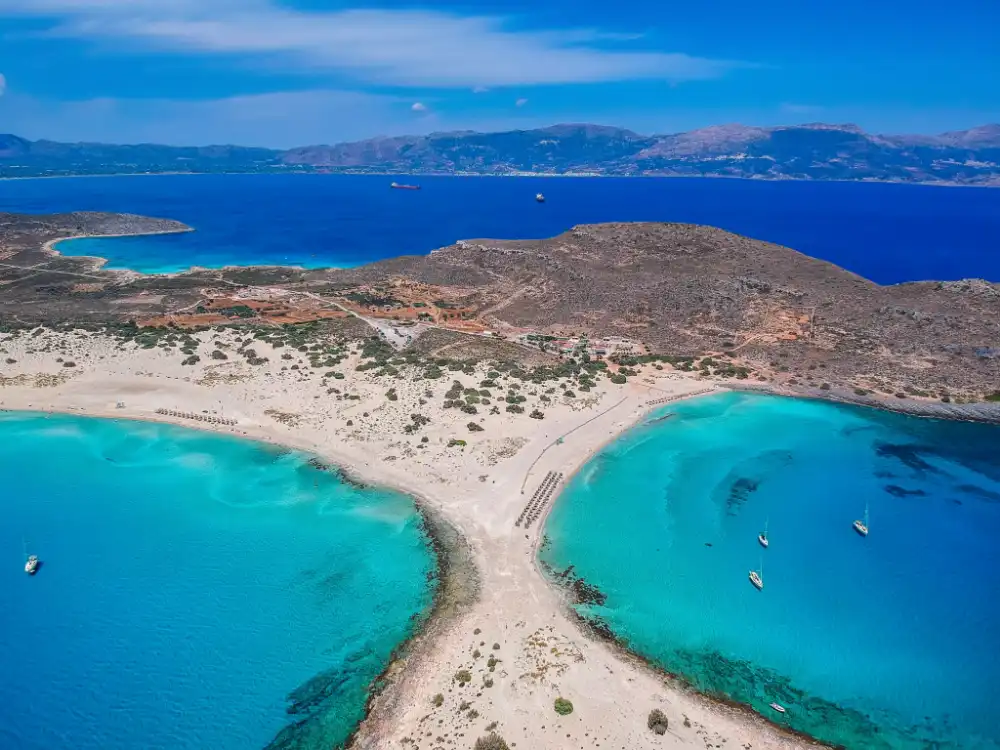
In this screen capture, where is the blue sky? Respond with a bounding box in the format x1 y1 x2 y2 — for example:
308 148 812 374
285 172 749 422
0 0 998 146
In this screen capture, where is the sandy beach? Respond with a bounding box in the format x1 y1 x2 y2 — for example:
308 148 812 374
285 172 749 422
0 325 824 750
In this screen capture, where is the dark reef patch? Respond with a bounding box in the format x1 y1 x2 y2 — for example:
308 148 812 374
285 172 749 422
714 449 794 517
543 561 609 607
726 477 759 515
883 485 927 498
874 442 943 475
958 484 1000 503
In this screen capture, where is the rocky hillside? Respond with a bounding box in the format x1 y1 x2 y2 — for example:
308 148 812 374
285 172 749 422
4 122 999 184
334 223 1000 394
1 213 997 399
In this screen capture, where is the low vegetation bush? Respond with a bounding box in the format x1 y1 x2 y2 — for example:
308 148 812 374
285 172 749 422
468 422 484 432
474 733 509 750
454 669 472 685
554 697 574 715
648 708 668 735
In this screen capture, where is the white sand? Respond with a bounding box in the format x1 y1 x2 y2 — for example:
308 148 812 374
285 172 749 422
0 327 820 749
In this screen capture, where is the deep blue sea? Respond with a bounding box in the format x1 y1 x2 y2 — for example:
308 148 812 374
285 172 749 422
0 413 436 750
1 174 999 282
540 392 1000 750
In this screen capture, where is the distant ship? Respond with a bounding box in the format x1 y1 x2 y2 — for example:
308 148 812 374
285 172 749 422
23 539 38 575
853 503 869 537
769 702 786 714
535 193 546 203
749 558 763 590
758 519 769 549
390 182 421 190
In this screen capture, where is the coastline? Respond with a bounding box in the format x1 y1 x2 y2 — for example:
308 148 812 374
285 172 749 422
3 323 992 749
2 171 996 189
0 403 475 750
725 381 1000 425
527 388 835 749
42 226 195 273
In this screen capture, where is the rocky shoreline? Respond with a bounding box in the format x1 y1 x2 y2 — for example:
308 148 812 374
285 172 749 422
727 382 1000 424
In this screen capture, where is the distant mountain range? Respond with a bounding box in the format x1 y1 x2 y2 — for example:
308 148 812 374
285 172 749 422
3 122 999 185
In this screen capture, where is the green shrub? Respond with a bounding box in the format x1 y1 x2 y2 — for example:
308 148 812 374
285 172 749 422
455 669 472 685
554 697 574 715
432 693 444 707
468 422 484 432
473 733 509 750
647 708 668 735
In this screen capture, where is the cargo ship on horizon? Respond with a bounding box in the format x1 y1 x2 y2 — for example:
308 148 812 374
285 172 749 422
390 181 421 190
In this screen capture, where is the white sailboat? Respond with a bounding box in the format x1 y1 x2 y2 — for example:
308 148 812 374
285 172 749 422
853 503 869 537
758 519 769 549
749 557 763 590
23 538 38 575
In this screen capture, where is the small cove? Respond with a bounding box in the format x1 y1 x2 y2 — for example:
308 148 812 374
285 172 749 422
540 391 1000 750
0 412 437 750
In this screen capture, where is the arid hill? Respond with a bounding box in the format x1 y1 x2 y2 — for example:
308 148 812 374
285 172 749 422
1 213 997 398
332 223 999 394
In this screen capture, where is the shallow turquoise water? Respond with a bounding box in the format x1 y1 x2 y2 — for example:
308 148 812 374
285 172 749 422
0 413 436 750
540 392 1000 750
4 174 1000 281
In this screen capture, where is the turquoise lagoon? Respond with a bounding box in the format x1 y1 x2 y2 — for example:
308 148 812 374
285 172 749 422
0 413 436 750
540 392 1000 750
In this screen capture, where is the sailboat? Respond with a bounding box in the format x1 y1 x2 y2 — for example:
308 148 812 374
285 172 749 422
749 557 763 590
853 503 869 537
758 519 769 549
23 538 38 575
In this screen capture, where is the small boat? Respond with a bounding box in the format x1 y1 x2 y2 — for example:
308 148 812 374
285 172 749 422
390 181 421 190
749 558 763 590
769 702 786 714
535 192 546 203
23 539 39 575
758 519 769 549
853 502 869 537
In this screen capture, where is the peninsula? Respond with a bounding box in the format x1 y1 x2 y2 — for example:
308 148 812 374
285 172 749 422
2 211 998 750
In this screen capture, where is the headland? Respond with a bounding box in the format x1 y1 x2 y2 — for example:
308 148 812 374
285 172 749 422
2 210 999 749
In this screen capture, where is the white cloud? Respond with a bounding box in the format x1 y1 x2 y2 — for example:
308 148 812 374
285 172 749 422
0 73 6 96
515 97 528 107
411 102 427 112
0 89 406 147
0 1 745 88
